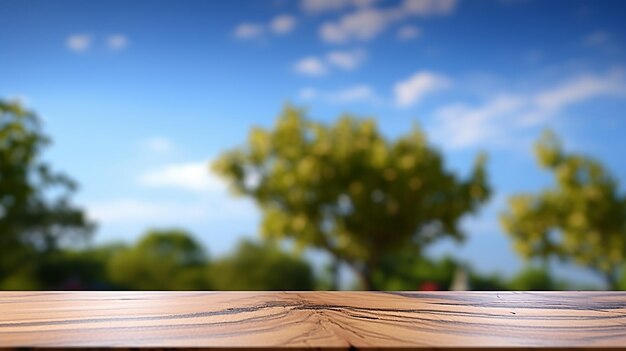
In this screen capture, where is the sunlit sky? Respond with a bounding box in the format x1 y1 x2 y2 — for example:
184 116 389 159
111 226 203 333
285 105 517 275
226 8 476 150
2 0 626 285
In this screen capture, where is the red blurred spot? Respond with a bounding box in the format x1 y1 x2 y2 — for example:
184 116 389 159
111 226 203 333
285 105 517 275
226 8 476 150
419 281 439 291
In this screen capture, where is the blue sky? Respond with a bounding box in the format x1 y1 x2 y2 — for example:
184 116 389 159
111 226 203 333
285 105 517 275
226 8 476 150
2 0 626 286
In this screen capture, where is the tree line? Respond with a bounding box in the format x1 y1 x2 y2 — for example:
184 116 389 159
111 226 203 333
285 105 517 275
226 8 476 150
2 100 626 290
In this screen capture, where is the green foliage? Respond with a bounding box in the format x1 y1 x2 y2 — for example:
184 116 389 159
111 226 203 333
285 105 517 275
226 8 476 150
108 230 211 290
501 130 626 289
213 106 491 289
468 271 508 291
374 252 563 291
210 240 315 290
0 99 92 286
37 244 125 290
373 250 458 290
508 266 566 291
618 265 626 291
0 264 41 290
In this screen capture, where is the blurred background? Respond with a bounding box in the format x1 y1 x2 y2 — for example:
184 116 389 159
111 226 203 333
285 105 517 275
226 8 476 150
2 0 626 291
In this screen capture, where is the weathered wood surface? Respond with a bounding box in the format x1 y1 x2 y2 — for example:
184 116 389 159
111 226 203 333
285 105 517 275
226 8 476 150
0 292 625 350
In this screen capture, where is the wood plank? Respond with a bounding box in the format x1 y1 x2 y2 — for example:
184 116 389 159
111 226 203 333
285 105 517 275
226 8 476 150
0 291 625 350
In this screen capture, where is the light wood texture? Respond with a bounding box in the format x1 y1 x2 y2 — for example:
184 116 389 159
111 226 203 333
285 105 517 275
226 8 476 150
0 291 625 350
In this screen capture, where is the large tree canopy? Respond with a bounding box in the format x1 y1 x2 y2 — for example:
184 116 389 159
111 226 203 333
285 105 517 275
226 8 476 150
0 100 92 287
213 106 491 289
501 131 626 289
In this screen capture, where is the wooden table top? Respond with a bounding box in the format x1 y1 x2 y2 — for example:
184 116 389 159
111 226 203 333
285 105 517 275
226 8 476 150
0 291 625 350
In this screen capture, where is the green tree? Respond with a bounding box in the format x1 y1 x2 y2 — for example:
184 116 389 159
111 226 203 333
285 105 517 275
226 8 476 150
508 266 565 291
36 244 125 290
213 106 491 289
108 230 211 290
0 100 92 288
618 265 626 290
210 240 314 290
501 131 626 289
372 250 458 290
468 271 508 291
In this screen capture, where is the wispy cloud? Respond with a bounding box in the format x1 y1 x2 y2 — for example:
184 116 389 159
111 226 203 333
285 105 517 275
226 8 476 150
431 95 526 149
88 198 208 223
270 14 297 34
233 23 265 40
326 48 367 70
327 84 378 103
525 71 626 124
394 71 451 107
293 56 328 76
294 48 367 76
298 84 379 104
66 33 129 52
320 8 388 43
138 161 222 192
319 0 456 43
88 160 257 226
403 0 456 15
429 70 626 149
234 14 298 40
300 0 379 14
397 25 421 40
66 34 92 52
87 195 257 225
106 34 129 51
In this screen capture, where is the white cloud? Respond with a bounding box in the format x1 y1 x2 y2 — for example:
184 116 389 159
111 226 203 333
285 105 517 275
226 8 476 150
297 84 379 104
432 95 526 149
535 73 624 112
106 34 129 50
319 0 456 44
66 34 92 52
235 14 299 40
583 30 609 47
88 198 206 223
394 71 451 107
300 0 378 14
429 70 626 149
397 25 420 40
89 160 258 226
327 84 377 103
142 136 175 154
402 0 457 16
293 56 328 76
320 8 389 43
271 14 297 34
521 72 626 125
233 23 264 39
294 48 366 77
325 48 367 70
138 161 223 192
87 196 257 225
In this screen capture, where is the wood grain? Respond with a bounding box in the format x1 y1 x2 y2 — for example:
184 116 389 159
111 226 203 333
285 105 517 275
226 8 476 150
0 291 625 350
